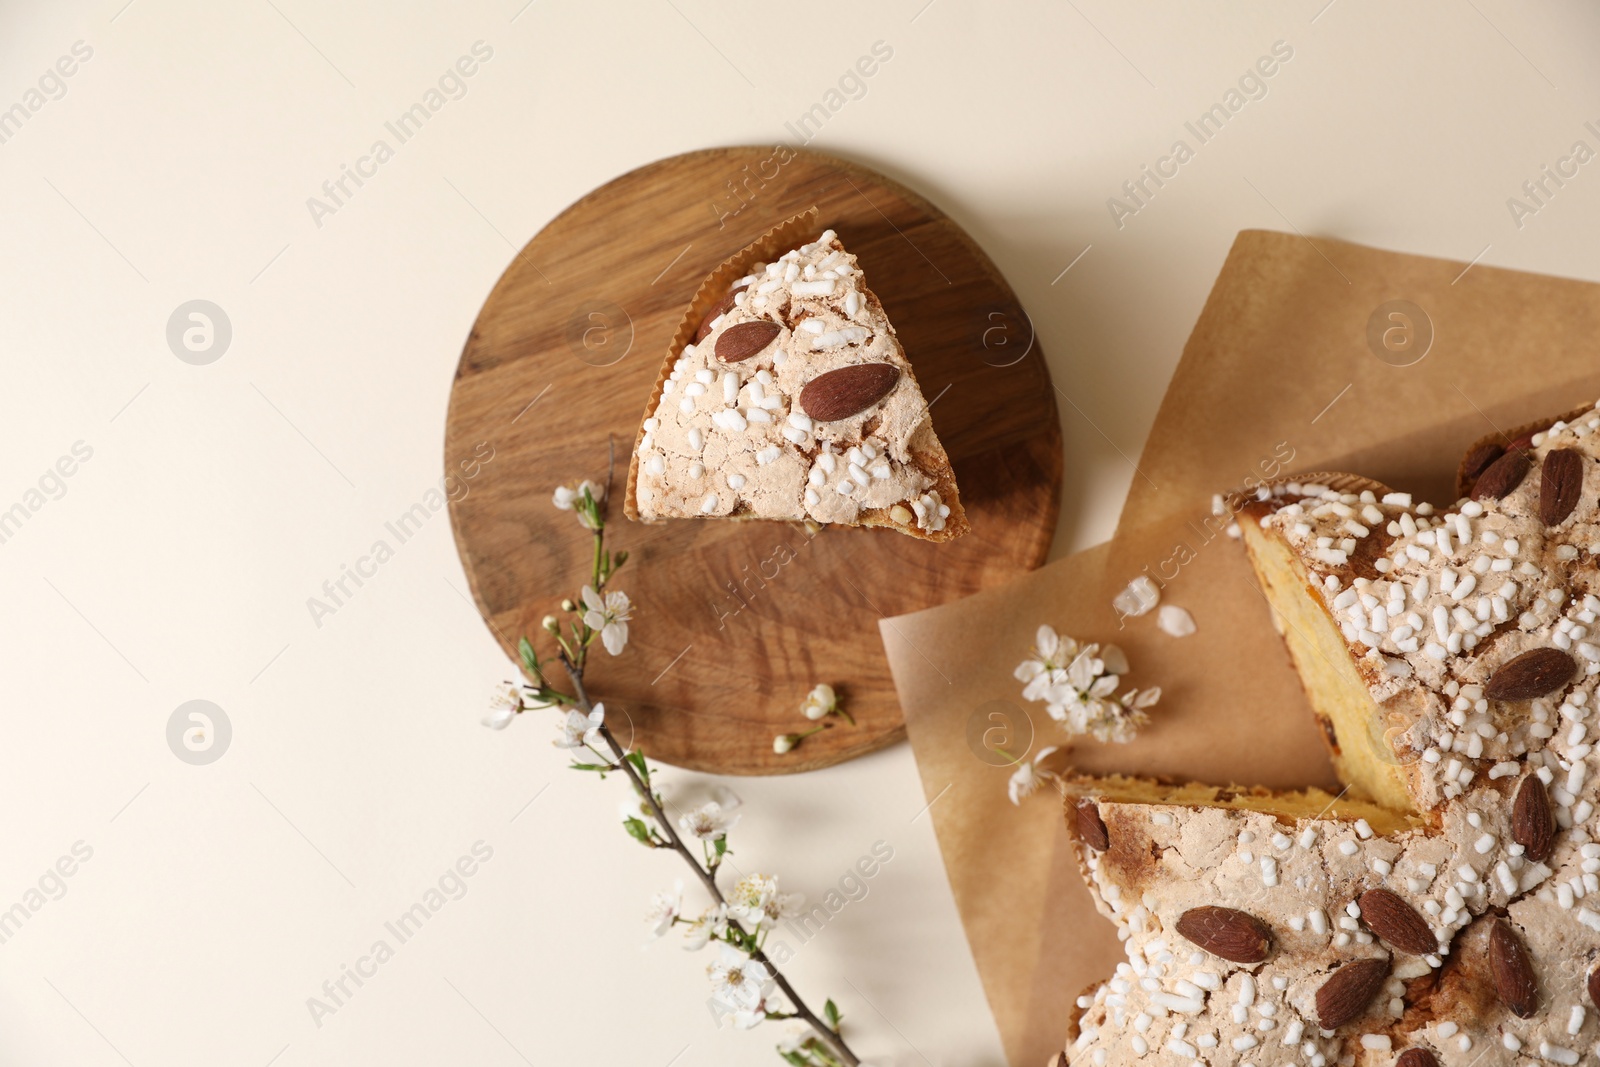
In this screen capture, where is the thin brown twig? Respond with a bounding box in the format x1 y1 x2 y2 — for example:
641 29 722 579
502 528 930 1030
524 477 859 1067
561 662 858 1066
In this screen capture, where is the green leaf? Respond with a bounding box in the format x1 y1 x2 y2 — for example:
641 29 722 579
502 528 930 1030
518 636 540 678
612 549 629 570
623 816 653 845
824 999 842 1031
778 1052 808 1067
714 836 729 858
624 749 649 783
569 761 611 773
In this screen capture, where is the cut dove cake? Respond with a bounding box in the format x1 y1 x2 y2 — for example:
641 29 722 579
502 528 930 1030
1060 399 1600 1066
625 226 967 542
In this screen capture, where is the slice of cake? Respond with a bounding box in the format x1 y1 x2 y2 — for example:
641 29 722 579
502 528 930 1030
626 227 967 542
1057 399 1600 1065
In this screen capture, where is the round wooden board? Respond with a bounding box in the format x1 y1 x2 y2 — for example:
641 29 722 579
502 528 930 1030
445 146 1061 774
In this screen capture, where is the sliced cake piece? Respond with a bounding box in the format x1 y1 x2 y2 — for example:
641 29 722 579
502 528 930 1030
626 227 967 542
1236 472 1425 814
1238 401 1600 817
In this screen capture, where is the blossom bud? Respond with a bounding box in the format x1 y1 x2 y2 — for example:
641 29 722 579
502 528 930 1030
542 615 559 633
773 734 796 754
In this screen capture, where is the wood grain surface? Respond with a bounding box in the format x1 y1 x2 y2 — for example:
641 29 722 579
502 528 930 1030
444 146 1061 774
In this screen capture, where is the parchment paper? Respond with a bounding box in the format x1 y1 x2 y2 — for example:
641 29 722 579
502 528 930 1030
881 230 1600 1067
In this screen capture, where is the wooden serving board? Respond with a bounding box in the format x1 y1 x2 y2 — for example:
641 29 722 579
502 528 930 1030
445 146 1061 774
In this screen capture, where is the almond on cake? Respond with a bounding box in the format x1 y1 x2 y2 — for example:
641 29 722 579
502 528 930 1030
626 228 967 542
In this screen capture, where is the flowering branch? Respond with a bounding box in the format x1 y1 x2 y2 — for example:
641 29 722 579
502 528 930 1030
484 469 861 1067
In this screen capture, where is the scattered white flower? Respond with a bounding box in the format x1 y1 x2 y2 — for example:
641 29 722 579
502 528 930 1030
679 801 740 842
644 881 682 941
800 683 837 721
1008 745 1060 805
1015 628 1162 744
1013 625 1081 702
553 703 605 748
1123 687 1162 714
1098 644 1130 675
707 943 771 1012
582 584 632 655
683 904 728 951
773 733 796 754
1158 604 1196 638
727 874 804 930
1112 574 1160 618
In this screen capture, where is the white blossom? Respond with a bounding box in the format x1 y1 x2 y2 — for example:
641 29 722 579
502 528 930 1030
800 683 837 721
683 904 728 951
553 480 606 529
773 734 796 754
482 682 523 730
482 681 552 730
553 703 605 748
582 585 632 655
1013 624 1080 703
776 1024 812 1053
1008 745 1060 805
727 874 804 930
679 801 739 842
644 881 682 941
707 943 770 1013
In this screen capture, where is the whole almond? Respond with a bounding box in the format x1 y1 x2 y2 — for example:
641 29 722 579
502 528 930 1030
1490 918 1537 1018
695 285 749 343
1472 449 1530 501
1485 647 1578 702
1541 447 1585 526
799 363 900 422
1461 441 1505 491
1358 889 1435 954
1588 965 1600 1009
1315 956 1390 1030
714 320 781 363
1512 775 1556 861
1175 906 1272 964
1396 1049 1438 1067
1074 798 1109 851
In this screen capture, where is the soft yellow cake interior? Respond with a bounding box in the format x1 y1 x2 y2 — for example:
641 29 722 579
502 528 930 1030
1238 509 1417 814
1069 774 1420 836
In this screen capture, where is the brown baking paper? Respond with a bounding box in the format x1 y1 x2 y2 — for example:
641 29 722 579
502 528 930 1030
881 229 1600 1067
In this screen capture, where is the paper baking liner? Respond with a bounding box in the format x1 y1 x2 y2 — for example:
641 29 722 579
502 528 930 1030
1454 403 1595 500
624 207 821 522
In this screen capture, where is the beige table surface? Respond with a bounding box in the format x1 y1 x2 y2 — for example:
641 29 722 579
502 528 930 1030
4 2 1600 1065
